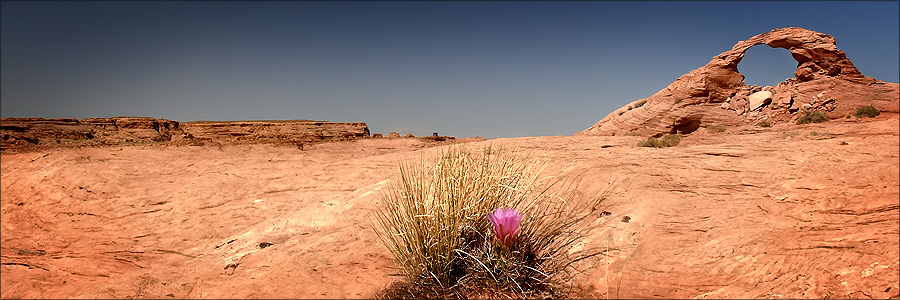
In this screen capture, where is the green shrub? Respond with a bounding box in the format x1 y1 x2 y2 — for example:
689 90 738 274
373 146 607 299
757 120 772 128
708 125 727 133
627 105 634 111
633 100 647 108
853 105 880 118
797 110 829 124
637 134 681 148
618 111 625 116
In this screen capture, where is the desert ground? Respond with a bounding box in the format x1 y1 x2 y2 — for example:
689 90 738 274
1 113 897 299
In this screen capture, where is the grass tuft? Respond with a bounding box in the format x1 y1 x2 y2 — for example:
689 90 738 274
637 134 681 148
797 110 829 124
708 125 726 133
633 100 647 108
853 105 880 118
373 145 608 299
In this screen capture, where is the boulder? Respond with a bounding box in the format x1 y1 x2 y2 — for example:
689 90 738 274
748 91 773 111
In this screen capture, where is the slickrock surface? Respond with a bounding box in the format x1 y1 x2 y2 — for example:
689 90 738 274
578 27 900 137
2 114 897 298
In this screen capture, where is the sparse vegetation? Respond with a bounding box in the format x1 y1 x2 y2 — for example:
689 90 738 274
633 100 647 108
618 111 625 116
708 125 727 133
627 105 634 111
797 110 829 124
624 130 641 136
373 146 607 299
782 130 800 138
637 134 681 148
853 105 880 118
810 131 819 136
757 120 772 128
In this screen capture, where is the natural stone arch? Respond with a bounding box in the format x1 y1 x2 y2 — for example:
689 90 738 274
577 27 898 137
710 27 864 89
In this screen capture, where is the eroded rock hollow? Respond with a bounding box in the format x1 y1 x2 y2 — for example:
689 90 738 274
577 27 900 136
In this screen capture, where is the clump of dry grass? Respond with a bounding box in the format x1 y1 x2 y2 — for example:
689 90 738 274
707 125 727 133
637 134 681 148
372 145 608 299
633 100 647 108
854 105 880 118
797 110 829 124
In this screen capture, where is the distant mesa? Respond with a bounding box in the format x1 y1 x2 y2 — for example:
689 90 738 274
577 27 900 136
372 131 455 142
0 117 370 152
0 117 463 152
178 119 369 146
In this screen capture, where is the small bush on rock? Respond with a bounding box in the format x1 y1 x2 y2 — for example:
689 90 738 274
637 134 681 148
633 100 647 108
373 146 608 299
854 105 880 118
757 120 772 128
797 110 829 124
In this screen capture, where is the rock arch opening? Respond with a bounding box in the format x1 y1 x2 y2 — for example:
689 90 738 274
738 45 798 87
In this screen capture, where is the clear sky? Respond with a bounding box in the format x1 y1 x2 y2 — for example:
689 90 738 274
2 1 898 138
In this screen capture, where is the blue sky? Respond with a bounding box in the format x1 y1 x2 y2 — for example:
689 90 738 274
2 1 898 138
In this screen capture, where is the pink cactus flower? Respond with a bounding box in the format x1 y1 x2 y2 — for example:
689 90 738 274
489 207 523 247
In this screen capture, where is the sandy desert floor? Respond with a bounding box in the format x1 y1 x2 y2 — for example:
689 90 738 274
2 115 898 299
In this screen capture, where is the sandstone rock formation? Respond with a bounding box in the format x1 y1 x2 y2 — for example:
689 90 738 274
0 117 181 151
1 118 370 152
178 120 369 145
578 27 900 136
